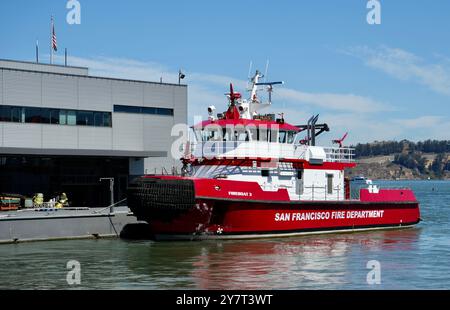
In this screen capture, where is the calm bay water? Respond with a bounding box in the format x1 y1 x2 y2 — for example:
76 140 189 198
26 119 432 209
0 180 449 290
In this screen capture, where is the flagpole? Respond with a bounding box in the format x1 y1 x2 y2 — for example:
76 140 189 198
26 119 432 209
36 40 39 63
50 16 54 64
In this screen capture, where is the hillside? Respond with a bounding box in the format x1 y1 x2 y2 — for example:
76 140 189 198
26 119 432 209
348 140 450 180
346 155 450 180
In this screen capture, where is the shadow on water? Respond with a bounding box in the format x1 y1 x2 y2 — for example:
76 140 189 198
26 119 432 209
123 227 423 289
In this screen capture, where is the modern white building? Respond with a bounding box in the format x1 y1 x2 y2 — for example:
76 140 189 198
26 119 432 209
0 59 187 207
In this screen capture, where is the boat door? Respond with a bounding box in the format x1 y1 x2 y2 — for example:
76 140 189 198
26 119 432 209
296 170 304 196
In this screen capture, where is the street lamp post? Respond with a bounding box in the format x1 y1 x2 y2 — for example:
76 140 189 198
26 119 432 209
178 70 185 85
100 177 115 214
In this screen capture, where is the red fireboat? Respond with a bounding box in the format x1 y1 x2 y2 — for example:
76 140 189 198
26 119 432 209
128 70 421 240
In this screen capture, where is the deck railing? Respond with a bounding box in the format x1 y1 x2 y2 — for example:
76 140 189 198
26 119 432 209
187 141 355 163
323 147 355 163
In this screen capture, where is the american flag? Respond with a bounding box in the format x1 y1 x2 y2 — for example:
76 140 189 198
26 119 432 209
52 17 57 52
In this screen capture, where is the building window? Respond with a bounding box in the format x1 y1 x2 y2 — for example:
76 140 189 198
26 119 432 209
114 105 174 116
24 107 42 124
114 105 141 114
67 110 77 126
0 106 9 122
0 105 112 128
155 108 174 116
103 112 112 127
49 109 59 124
77 111 94 126
94 112 111 127
11 107 23 123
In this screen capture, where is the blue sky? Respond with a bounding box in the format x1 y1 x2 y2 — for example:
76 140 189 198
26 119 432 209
1 0 449 144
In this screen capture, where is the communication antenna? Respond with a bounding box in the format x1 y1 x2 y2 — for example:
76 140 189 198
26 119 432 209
246 61 253 90
264 60 270 83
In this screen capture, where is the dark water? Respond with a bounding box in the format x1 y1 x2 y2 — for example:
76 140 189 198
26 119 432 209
0 180 449 290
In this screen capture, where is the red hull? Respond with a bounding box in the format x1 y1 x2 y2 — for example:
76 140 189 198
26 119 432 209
148 199 420 240
128 176 421 240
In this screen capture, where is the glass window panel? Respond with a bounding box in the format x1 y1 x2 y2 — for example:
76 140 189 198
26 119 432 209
77 111 94 126
40 108 50 124
0 106 10 122
59 110 67 125
103 113 112 127
114 105 141 113
287 131 295 144
67 111 77 125
24 107 41 124
94 112 103 127
156 108 174 116
278 131 287 143
11 107 22 123
142 107 157 115
49 109 59 124
270 129 278 143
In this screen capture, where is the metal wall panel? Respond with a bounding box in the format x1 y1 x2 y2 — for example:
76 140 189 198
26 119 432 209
112 113 143 151
42 74 78 109
112 81 143 107
42 125 78 149
78 127 113 150
78 78 112 112
173 87 188 125
143 115 173 151
0 70 3 105
3 124 42 148
0 60 88 76
3 71 41 107
143 84 174 108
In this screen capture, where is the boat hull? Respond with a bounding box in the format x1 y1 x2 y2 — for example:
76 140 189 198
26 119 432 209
128 176 421 241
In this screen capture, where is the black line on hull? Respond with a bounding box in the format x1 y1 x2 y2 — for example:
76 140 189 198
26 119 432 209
196 196 419 207
153 219 422 239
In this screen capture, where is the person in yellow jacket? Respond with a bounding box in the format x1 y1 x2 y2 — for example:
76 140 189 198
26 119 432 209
32 193 44 208
55 193 69 209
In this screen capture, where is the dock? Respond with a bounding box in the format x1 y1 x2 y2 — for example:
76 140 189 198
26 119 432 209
0 206 139 244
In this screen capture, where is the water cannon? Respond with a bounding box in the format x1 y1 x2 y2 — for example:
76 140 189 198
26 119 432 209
332 132 349 148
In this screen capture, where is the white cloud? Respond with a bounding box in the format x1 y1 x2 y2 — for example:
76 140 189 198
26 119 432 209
392 116 444 129
277 88 390 113
54 55 449 143
344 46 450 96
58 55 390 117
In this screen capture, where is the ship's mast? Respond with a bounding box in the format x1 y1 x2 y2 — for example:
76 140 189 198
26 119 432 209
250 70 263 103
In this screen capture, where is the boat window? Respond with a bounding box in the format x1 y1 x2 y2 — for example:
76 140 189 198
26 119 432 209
247 126 257 141
196 128 223 142
270 129 278 143
261 170 270 177
258 128 269 142
193 165 243 178
327 174 334 195
287 131 295 144
279 131 287 143
236 131 249 142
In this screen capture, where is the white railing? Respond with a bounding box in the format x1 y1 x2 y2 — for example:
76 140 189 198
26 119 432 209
186 141 355 163
190 141 301 160
323 147 355 163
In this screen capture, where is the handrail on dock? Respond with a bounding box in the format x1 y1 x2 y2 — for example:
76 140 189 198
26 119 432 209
93 198 127 214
